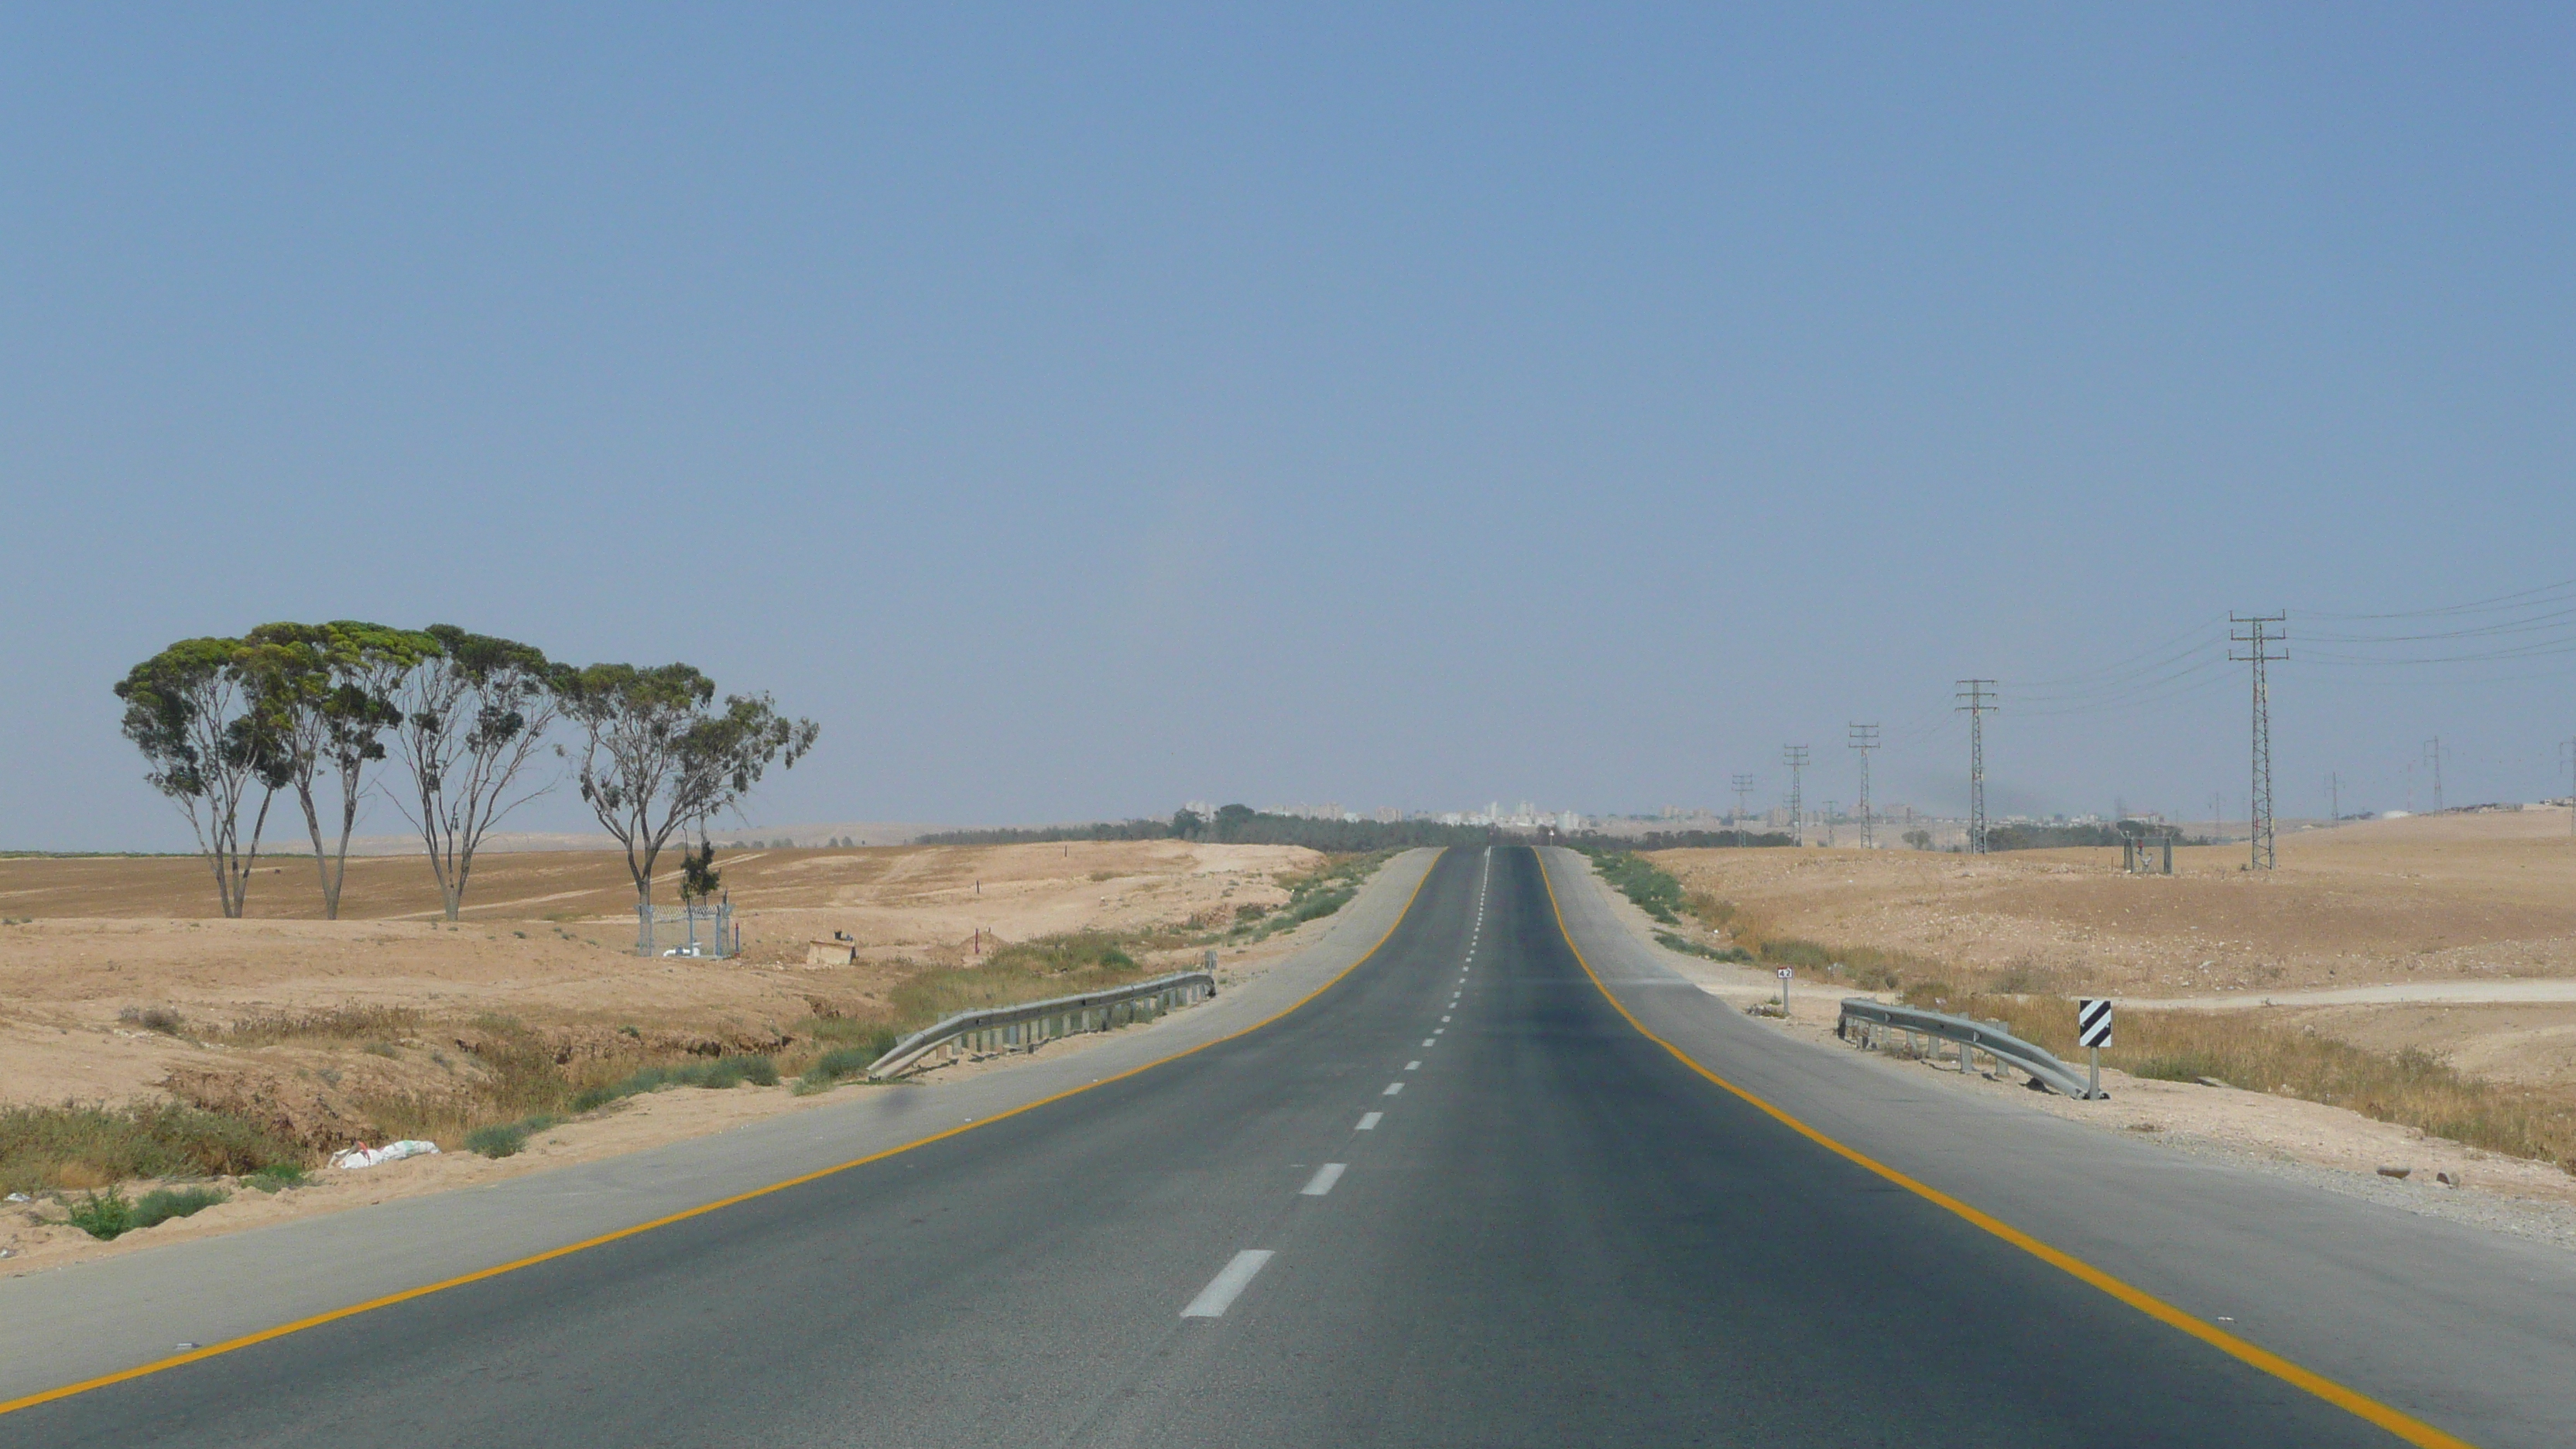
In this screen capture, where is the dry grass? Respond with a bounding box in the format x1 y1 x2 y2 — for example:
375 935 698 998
214 1004 427 1047
1936 992 2576 1173
1678 889 1930 993
1653 862 2576 1173
0 1101 305 1196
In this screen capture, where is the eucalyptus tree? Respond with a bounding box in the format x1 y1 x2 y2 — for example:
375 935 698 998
388 626 566 921
242 621 435 919
558 663 819 913
113 637 294 917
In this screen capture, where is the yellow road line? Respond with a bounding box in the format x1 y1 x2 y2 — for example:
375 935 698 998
0 851 1447 1419
1534 848 2476 1449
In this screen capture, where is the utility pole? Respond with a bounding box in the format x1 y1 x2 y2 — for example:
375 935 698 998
1848 722 1880 848
1821 801 1838 847
1782 746 1810 846
1731 773 1756 848
2561 738 2575 834
2423 737 2446 814
2325 771 2341 828
1955 680 1995 854
2231 613 2287 871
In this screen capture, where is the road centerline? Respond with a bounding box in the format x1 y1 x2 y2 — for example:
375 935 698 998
1181 1251 1275 1318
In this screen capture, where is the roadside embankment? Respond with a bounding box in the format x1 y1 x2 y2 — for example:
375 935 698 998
1 844 1398 1271
1574 842 2576 1231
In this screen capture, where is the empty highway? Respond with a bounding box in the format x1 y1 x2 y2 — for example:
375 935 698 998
6 846 2567 1447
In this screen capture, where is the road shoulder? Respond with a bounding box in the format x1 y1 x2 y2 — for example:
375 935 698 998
1542 845 2576 1449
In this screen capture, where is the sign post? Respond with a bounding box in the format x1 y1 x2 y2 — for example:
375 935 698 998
1776 967 1793 1013
2077 998 2114 1098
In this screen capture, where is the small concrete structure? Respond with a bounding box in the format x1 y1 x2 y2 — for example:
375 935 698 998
807 938 860 967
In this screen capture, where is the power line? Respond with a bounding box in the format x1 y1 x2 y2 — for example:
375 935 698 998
1781 745 1810 848
2304 574 2576 622
1955 680 1995 855
2232 613 2286 871
2424 736 2447 813
2002 617 2231 690
1731 773 1756 848
1848 722 1879 849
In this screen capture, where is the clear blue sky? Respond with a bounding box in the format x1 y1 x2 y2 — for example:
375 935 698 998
9 5 2575 848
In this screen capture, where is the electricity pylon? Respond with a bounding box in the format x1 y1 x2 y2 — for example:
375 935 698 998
1954 681 1995 854
1848 723 1880 848
2232 614 2287 870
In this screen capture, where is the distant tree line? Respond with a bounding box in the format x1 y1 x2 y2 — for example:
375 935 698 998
1983 823 2127 851
115 623 818 920
918 811 1806 855
1983 822 2218 851
921 807 1499 852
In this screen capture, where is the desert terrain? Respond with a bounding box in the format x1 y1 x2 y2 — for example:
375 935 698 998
0 838 1355 1267
1654 807 2576 1088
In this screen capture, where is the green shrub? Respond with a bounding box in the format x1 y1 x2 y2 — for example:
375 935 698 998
60 1176 231 1238
796 1045 884 1094
245 1163 308 1193
464 1115 560 1159
985 933 1138 975
64 1188 134 1240
0 1101 303 1197
1227 852 1391 941
1588 851 1686 923
133 1185 227 1229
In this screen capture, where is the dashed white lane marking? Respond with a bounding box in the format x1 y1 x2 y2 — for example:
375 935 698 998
1383 1081 1405 1096
1357 1112 1382 1130
1301 1163 1347 1197
1182 1250 1275 1318
1440 1015 1452 1022
1404 1060 1421 1070
1433 1028 1444 1035
1421 1037 1435 1046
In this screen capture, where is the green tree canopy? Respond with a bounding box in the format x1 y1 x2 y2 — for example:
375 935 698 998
114 636 293 916
559 663 819 913
241 621 436 918
388 625 567 920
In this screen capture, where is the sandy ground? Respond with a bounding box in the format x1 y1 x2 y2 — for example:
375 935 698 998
0 839 1321 1106
1653 807 2576 1089
1575 839 2576 1249
1704 978 2576 1248
0 989 1277 1278
0 839 1355 1271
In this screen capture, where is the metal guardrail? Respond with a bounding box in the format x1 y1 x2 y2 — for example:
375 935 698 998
1836 998 2106 1099
865 970 1218 1079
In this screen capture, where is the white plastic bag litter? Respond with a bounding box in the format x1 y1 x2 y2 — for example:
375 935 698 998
329 1139 441 1170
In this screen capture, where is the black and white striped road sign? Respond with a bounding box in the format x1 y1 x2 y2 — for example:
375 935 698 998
2078 999 2114 1048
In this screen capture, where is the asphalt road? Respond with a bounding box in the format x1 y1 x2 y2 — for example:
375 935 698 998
2 847 2496 1445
